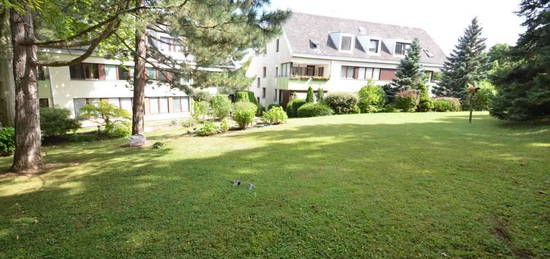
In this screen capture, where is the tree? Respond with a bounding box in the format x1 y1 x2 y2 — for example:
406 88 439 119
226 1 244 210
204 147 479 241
434 18 487 100
2 0 140 172
490 0 550 120
305 86 314 103
316 88 325 102
392 38 424 91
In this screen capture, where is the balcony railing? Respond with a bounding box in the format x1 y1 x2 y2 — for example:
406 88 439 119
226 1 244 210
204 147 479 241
289 75 330 81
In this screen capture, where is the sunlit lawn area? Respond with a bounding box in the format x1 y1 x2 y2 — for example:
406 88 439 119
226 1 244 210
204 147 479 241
0 112 548 257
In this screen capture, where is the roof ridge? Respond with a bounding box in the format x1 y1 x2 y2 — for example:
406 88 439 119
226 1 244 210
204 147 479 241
289 12 426 32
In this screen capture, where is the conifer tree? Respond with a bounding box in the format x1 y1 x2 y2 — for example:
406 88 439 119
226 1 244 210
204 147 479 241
434 18 487 100
305 86 314 103
392 38 424 91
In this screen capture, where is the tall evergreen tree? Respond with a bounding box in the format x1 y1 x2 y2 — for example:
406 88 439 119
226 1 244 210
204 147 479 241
392 38 424 90
434 18 487 99
490 0 550 120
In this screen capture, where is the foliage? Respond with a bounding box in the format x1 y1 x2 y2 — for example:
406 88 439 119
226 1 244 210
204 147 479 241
395 90 420 112
305 86 315 103
285 99 306 118
232 102 257 129
80 101 131 134
39 107 81 138
489 0 550 120
181 118 199 129
434 18 487 99
152 142 166 150
417 83 434 112
192 101 210 120
235 91 250 102
105 122 131 138
462 81 496 111
289 75 330 81
196 122 221 136
262 106 288 124
358 83 386 113
0 127 15 156
192 90 212 102
235 91 263 115
391 38 425 92
324 92 359 114
381 104 402 113
316 88 325 102
433 98 462 112
297 103 333 117
209 95 232 119
220 119 230 132
267 104 281 110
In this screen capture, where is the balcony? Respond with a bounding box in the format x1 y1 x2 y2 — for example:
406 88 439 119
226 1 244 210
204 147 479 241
277 64 330 90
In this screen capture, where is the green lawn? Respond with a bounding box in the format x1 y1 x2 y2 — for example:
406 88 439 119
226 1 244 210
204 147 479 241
1 112 549 257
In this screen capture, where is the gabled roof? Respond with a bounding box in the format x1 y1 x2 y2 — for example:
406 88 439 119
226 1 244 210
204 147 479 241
283 13 446 66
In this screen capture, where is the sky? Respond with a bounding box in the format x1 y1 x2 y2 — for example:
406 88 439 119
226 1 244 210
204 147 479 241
270 0 524 55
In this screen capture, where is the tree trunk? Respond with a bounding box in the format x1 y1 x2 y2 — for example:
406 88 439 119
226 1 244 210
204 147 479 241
131 0 147 136
9 10 42 173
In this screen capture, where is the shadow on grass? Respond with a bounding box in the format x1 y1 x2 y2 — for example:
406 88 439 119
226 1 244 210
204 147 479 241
0 114 548 257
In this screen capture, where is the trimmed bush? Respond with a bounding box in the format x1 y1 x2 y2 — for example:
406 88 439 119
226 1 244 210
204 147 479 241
285 98 306 118
262 106 288 124
297 103 333 117
324 92 358 114
235 91 250 102
192 90 212 102
417 83 434 112
305 86 315 103
358 83 386 113
192 101 210 120
235 91 263 116
316 88 325 102
0 127 15 156
40 107 81 138
267 104 281 110
196 122 221 136
433 97 462 112
105 122 131 138
232 102 257 129
210 95 232 119
395 90 420 112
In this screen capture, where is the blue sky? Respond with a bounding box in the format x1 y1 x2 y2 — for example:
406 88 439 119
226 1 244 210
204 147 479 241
270 0 524 54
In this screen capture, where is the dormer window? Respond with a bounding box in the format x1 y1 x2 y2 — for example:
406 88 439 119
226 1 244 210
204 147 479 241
423 48 434 57
395 42 411 55
340 35 353 51
369 39 380 53
309 39 319 49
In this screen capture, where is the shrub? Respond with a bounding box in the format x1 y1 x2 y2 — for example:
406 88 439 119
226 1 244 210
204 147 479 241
235 91 263 116
220 119 230 132
305 86 315 103
192 90 212 102
80 101 131 135
285 98 306 117
232 102 257 129
324 92 358 114
210 95 232 119
297 103 333 117
417 83 434 112
152 142 165 149
395 90 420 112
262 106 288 124
267 104 281 110
316 88 325 102
358 83 386 113
463 81 496 111
433 97 462 112
235 91 249 102
0 127 15 156
181 118 199 128
192 101 209 120
105 122 131 138
382 104 402 113
40 107 81 138
196 122 221 136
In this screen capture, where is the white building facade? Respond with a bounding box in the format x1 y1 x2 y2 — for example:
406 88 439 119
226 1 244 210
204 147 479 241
247 13 446 106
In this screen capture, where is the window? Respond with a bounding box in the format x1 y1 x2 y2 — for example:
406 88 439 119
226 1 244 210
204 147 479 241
173 97 182 113
73 98 86 117
158 71 174 82
256 97 260 103
262 88 266 99
423 48 434 57
274 89 278 102
147 67 157 80
149 97 159 114
105 65 118 80
120 98 132 113
281 63 290 77
118 66 133 80
395 42 411 55
317 67 324 77
160 37 177 52
37 66 46 81
340 36 353 51
275 67 279 77
70 63 100 80
380 69 397 81
276 39 280 52
342 66 381 80
262 66 266 78
171 96 190 113
306 65 315 76
159 97 169 114
257 77 260 88
369 39 379 53
39 98 49 108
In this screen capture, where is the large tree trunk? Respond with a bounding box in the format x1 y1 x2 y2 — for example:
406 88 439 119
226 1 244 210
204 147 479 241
9 10 42 173
131 0 147 136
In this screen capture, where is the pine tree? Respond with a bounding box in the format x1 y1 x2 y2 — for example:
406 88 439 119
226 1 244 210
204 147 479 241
490 0 550 120
305 86 314 103
392 38 424 91
434 18 487 100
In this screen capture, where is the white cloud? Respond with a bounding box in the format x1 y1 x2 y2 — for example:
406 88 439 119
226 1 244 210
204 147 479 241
270 0 524 55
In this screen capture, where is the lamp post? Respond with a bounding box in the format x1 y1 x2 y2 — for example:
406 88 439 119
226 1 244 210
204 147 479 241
467 84 480 124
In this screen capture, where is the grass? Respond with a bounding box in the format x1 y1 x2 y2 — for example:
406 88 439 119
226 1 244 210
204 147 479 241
0 112 549 257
